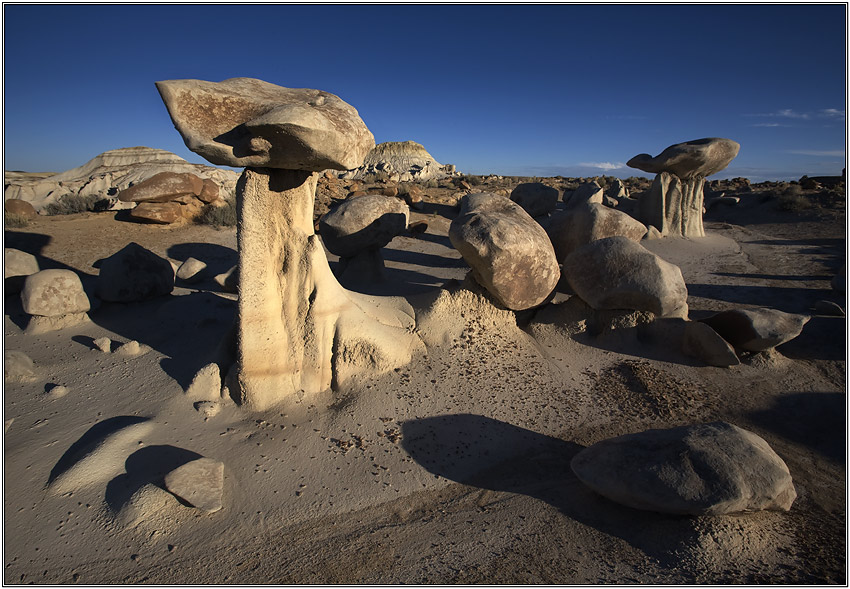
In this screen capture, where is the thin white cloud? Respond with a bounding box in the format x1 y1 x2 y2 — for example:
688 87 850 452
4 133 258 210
776 109 810 119
750 122 789 128
577 162 626 170
745 108 844 121
820 108 846 119
787 149 845 157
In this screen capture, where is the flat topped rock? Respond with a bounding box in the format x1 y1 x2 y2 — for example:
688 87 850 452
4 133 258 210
627 138 740 179
164 457 224 513
156 77 375 171
571 421 797 515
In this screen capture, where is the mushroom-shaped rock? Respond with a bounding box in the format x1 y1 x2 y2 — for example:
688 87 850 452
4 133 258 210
563 236 687 318
627 138 740 238
156 77 375 170
699 307 810 352
157 78 420 411
96 242 175 302
509 183 559 217
547 203 647 263
627 138 740 179
449 193 560 310
21 269 90 316
319 195 409 257
570 421 797 515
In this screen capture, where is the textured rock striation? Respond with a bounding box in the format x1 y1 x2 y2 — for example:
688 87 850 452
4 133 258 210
627 138 740 237
339 141 456 182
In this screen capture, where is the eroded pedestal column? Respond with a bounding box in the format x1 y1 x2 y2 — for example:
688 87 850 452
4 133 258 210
638 172 706 237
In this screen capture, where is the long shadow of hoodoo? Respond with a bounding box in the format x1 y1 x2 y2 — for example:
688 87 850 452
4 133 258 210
106 445 204 512
400 414 743 568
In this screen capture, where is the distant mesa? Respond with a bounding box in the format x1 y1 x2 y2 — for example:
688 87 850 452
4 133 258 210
339 141 458 182
4 146 239 214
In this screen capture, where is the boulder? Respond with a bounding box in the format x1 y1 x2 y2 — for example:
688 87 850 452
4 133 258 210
156 77 375 171
118 171 203 203
197 179 220 203
176 257 208 283
5 199 37 218
163 457 224 513
627 138 741 179
510 183 559 217
682 321 740 367
565 181 604 208
449 193 560 310
547 203 647 262
563 236 687 318
605 178 629 200
699 308 810 352
129 202 184 224
5 248 39 294
21 269 90 316
4 350 36 382
571 421 797 515
214 265 238 293
96 242 175 302
319 194 409 257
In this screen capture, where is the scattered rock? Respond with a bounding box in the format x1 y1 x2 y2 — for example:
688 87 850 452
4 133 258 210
4 350 36 382
319 194 409 257
176 257 208 284
449 193 560 310
93 337 113 353
21 269 90 317
194 400 221 418
214 265 238 293
682 321 740 367
96 242 175 302
163 457 225 513
509 182 559 217
814 300 844 316
571 421 797 515
563 236 688 318
185 363 222 402
700 307 810 352
114 340 150 357
547 203 647 262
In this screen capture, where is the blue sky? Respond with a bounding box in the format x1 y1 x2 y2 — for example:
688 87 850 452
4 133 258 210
3 4 846 181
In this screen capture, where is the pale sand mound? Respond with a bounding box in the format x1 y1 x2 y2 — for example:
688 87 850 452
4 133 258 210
3 208 845 584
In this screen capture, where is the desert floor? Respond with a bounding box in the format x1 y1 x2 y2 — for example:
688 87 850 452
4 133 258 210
3 190 846 584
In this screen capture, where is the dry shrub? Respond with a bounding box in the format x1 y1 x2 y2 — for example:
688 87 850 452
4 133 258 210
777 193 814 212
195 200 237 227
5 213 31 228
43 194 100 215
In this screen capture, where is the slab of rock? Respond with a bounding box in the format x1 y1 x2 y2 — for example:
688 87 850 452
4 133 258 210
118 171 203 203
21 269 90 316
176 257 208 283
563 236 687 317
627 138 740 179
547 203 647 262
214 265 238 293
164 457 224 513
198 179 221 203
509 182 559 217
449 193 560 310
5 199 38 218
5 248 40 294
699 308 810 352
571 422 796 515
93 337 113 353
4 350 36 382
682 321 740 367
129 202 184 224
96 243 175 302
319 194 409 257
565 181 604 208
156 77 375 171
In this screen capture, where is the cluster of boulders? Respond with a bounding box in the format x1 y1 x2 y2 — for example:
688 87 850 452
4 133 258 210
117 171 223 224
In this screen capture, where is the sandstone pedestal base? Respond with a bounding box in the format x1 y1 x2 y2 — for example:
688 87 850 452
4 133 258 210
638 172 706 238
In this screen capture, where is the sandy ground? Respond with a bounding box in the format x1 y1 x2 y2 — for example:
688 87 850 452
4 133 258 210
3 195 846 584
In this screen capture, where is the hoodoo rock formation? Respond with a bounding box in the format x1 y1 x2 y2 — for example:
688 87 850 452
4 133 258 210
157 77 423 411
627 138 740 237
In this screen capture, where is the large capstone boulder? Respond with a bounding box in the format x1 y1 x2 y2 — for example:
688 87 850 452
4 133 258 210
627 138 741 179
509 183 559 217
699 307 810 352
5 248 40 294
118 171 203 203
563 236 687 318
156 77 375 171
318 194 409 257
96 242 174 302
570 421 797 515
547 203 647 262
21 269 90 316
449 193 560 310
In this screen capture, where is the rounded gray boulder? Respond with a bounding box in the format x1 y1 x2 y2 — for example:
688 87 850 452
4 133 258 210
319 194 409 257
509 182 559 217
